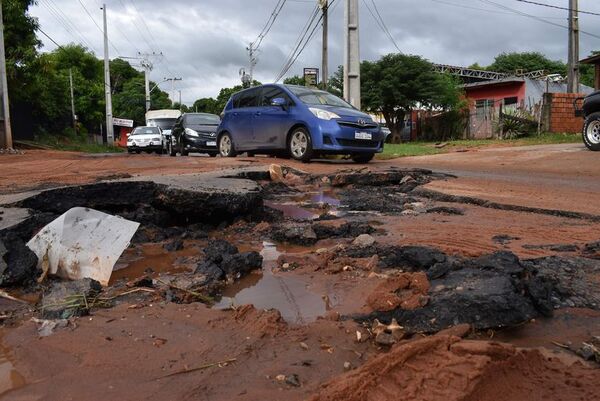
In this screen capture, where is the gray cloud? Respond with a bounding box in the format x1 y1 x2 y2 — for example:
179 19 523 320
31 0 600 103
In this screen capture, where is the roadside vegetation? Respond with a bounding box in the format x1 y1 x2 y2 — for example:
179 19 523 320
378 132 581 159
28 136 124 153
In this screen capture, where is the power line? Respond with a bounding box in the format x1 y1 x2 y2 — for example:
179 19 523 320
515 0 600 17
369 0 401 53
275 0 341 82
252 0 287 51
479 0 600 40
274 4 321 81
429 0 565 19
37 27 63 49
118 0 156 52
77 0 121 55
39 0 96 52
362 0 402 53
117 0 180 81
126 0 162 52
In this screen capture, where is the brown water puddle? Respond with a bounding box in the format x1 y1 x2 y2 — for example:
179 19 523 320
214 241 328 324
0 335 25 397
492 308 600 350
265 190 343 220
110 243 201 284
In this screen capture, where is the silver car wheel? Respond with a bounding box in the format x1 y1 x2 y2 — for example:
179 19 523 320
290 130 308 158
587 120 600 144
220 135 232 156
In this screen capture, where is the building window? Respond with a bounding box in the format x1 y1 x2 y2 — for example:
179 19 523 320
475 99 494 118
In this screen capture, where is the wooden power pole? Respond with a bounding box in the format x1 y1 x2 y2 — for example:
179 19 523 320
320 0 328 89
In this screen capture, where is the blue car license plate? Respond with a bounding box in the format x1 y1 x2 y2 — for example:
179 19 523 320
355 131 372 140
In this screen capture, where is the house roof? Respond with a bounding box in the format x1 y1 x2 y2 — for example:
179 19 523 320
580 54 600 65
462 77 525 89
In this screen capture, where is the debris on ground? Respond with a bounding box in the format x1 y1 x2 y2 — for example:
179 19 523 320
355 247 600 333
41 278 103 319
26 207 139 285
31 317 69 337
0 232 39 286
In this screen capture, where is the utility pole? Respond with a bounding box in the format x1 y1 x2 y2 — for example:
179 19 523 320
139 55 154 112
164 77 182 105
320 0 328 89
177 90 182 111
134 52 161 111
0 0 13 149
69 68 76 132
246 44 257 86
567 0 579 93
102 4 114 144
344 0 361 109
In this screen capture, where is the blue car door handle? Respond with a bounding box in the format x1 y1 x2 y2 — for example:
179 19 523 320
254 112 261 116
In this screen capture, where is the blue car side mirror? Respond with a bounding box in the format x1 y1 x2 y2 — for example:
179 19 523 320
271 97 287 108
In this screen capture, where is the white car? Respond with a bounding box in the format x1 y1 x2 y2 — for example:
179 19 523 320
127 126 164 154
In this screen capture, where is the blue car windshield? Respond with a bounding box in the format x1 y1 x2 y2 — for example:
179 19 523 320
287 86 353 109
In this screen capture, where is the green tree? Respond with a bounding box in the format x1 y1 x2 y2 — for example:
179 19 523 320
488 52 566 75
326 65 344 97
3 0 40 136
172 103 189 113
361 54 464 141
192 98 218 114
113 77 172 125
580 50 599 88
283 75 305 86
110 58 141 93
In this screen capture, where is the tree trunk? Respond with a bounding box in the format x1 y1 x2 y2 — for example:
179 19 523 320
382 109 405 144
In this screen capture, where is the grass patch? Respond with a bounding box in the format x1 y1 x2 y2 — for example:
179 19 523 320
30 137 124 153
378 132 580 159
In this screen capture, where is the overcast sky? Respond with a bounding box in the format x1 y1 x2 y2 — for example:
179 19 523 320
30 0 600 104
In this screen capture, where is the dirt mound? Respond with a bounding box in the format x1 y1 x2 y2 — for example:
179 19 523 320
309 335 600 401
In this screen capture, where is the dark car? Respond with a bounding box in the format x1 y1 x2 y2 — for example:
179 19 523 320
168 113 221 157
216 84 384 163
575 90 600 151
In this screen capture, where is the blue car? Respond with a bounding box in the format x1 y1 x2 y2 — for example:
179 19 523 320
216 84 384 163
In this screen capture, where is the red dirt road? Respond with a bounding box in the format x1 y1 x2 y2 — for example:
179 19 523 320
0 143 599 400
1 143 598 215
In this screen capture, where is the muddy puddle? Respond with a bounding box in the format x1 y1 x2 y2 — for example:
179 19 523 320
110 243 200 284
214 241 328 324
265 190 344 220
492 308 600 350
0 336 25 396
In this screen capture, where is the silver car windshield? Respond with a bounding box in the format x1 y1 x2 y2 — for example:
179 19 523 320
132 127 160 135
149 118 176 130
287 86 353 109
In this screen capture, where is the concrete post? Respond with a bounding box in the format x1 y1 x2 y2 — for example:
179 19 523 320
343 0 360 109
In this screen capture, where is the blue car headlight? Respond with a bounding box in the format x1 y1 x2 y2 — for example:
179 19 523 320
309 107 340 121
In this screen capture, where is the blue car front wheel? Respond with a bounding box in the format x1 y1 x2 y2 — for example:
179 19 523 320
288 127 313 162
